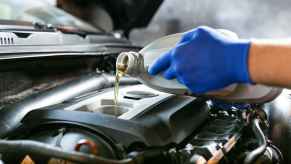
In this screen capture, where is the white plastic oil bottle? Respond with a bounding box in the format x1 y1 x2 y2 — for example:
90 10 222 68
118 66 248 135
116 29 281 103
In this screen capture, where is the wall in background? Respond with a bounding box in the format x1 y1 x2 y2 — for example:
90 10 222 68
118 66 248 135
130 0 291 46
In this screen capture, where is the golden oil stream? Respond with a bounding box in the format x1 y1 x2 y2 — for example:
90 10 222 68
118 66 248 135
114 63 127 116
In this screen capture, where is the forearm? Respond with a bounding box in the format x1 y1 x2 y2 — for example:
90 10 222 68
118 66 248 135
249 39 291 88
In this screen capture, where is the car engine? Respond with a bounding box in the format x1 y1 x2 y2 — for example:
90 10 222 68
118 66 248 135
0 4 285 163
0 74 284 163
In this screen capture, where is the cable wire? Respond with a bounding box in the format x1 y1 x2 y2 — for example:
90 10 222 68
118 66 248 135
0 140 137 164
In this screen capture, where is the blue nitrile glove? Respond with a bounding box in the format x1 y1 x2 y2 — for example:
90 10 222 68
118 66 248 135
148 26 251 94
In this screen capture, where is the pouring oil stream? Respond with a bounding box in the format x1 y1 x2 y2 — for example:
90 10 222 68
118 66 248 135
114 63 127 116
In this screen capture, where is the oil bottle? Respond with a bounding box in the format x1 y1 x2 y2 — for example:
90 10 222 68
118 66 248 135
115 29 281 103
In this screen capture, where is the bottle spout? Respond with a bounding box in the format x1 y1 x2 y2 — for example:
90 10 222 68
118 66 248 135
116 51 143 77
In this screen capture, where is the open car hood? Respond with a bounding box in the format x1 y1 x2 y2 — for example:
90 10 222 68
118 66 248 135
98 0 163 33
0 20 140 60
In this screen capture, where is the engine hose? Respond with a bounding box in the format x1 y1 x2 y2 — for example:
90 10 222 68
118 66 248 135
244 118 267 164
0 140 139 164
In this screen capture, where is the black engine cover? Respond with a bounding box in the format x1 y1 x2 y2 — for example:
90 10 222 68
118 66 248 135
15 96 208 148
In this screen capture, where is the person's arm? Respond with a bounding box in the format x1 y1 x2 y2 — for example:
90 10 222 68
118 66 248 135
249 40 291 88
148 26 291 94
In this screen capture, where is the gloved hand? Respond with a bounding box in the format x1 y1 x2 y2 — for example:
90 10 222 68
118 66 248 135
148 26 252 94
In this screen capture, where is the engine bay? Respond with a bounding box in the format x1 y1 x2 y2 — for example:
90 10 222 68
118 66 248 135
0 74 282 164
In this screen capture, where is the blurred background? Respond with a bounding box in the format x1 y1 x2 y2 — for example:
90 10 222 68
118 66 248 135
130 0 291 45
